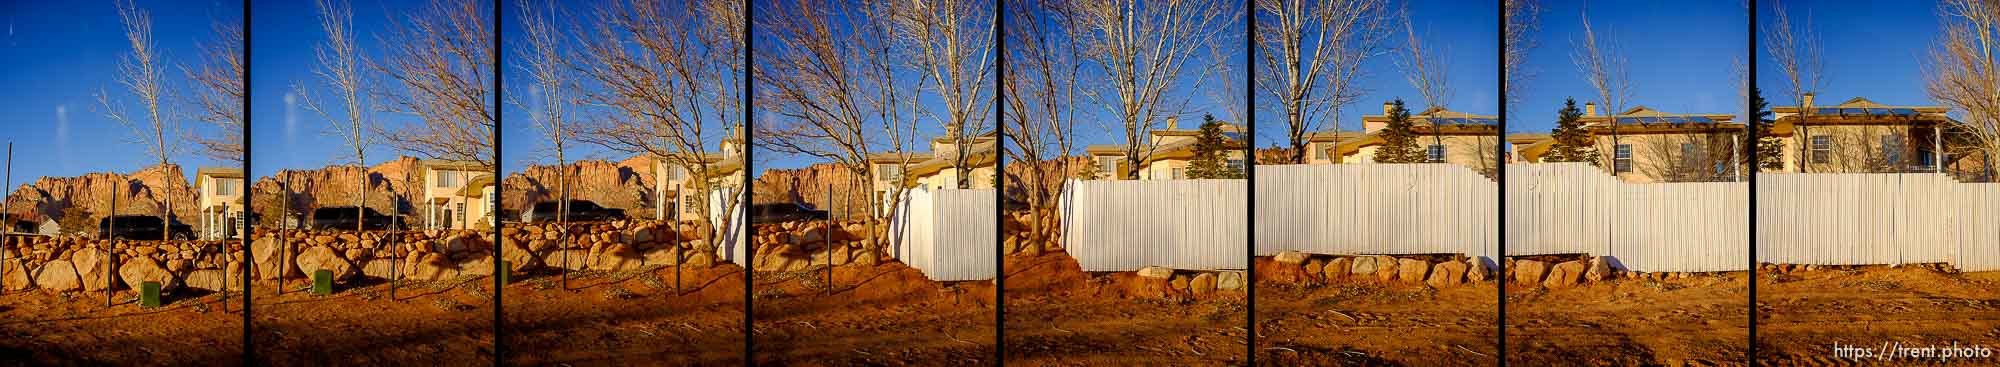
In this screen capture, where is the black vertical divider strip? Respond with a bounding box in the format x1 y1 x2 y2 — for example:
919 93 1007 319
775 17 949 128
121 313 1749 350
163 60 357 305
1495 0 1508 364
993 0 1007 365
241 0 254 364
1746 2 1759 364
1243 0 1257 364
492 0 505 365
742 0 756 365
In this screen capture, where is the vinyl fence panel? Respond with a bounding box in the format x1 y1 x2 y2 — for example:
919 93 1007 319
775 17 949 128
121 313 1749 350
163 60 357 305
1253 164 1498 265
1060 179 1249 272
1505 164 1748 272
710 188 747 265
890 187 997 281
1760 173 2000 271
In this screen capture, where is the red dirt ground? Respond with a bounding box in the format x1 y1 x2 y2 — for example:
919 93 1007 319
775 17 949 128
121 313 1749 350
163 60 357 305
1251 258 1501 366
1505 271 1750 366
1757 265 2000 366
0 289 244 366
750 261 997 366
500 264 747 366
1002 251 1248 366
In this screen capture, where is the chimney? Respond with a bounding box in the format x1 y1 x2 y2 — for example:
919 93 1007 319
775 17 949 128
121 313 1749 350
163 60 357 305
1585 102 1597 117
1802 93 1815 110
1382 102 1394 115
1167 116 1179 130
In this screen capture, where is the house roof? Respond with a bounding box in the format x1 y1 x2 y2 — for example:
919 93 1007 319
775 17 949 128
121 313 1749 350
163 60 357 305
1767 97 1957 136
196 167 243 179
1079 122 1247 165
454 176 495 197
420 159 491 172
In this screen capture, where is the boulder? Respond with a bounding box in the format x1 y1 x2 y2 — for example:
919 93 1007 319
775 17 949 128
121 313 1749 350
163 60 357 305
406 253 460 281
549 249 595 271
459 255 495 276
118 258 178 292
500 239 542 272
1137 266 1174 279
34 260 81 291
1397 259 1430 283
252 236 292 280
183 269 233 292
1349 256 1377 275
294 246 355 282
642 247 682 266
1512 259 1548 286
1324 257 1350 280
1274 251 1309 264
1304 259 1325 279
71 249 114 291
1426 261 1468 288
2 259 30 291
1190 273 1217 294
594 244 644 272
1169 275 1190 291
1584 256 1615 282
1543 260 1585 289
1373 256 1400 282
1216 270 1245 290
1465 259 1491 282
361 259 398 279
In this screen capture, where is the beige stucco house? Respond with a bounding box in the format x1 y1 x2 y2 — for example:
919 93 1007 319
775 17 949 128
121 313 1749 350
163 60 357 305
1769 95 1977 176
1081 118 1246 180
1510 104 1744 183
196 167 244 240
861 132 1000 213
1289 103 1500 176
421 159 494 230
654 130 749 220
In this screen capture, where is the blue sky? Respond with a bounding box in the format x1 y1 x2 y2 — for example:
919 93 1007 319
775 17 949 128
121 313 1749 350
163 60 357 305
1512 0 1747 134
1257 0 1500 141
1755 0 1937 109
0 0 240 188
249 0 442 178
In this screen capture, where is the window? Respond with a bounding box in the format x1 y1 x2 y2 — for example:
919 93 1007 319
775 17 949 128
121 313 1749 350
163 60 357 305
1313 145 1328 161
1614 144 1633 173
877 164 903 181
1810 136 1832 164
1229 158 1245 172
663 165 687 181
1427 145 1446 162
213 179 238 196
1680 143 1701 169
1920 148 1938 168
1096 157 1118 177
436 171 461 188
1170 168 1184 179
1882 135 1906 166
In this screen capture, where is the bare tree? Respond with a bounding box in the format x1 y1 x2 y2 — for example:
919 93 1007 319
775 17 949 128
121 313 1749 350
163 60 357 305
1003 0 1085 255
1572 9 1631 172
1074 0 1235 178
1763 0 1825 173
1254 0 1394 164
756 0 919 265
1504 0 1541 122
183 20 244 164
294 0 376 232
572 0 746 236
375 0 496 166
99 0 186 239
1926 0 2000 180
890 0 994 189
1398 14 1457 167
509 0 576 228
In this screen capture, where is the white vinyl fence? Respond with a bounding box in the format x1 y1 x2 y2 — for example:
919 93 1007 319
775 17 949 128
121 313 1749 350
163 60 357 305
1759 173 2000 271
889 187 997 281
1254 164 1498 267
710 188 747 264
1506 164 1749 272
1060 179 1248 272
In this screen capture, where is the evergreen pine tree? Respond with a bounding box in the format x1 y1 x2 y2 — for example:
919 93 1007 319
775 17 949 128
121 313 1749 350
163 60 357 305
1374 99 1423 163
1186 114 1244 179
1545 98 1600 165
1751 86 1785 170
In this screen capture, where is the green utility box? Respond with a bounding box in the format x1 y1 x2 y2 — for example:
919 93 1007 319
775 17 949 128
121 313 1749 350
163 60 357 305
499 261 511 286
140 281 162 308
312 269 333 295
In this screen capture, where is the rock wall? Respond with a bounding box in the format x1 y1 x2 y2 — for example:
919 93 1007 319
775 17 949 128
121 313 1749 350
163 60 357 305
747 219 885 273
495 220 718 274
1261 251 1493 289
0 228 498 293
499 157 654 218
2 164 197 224
2 235 235 292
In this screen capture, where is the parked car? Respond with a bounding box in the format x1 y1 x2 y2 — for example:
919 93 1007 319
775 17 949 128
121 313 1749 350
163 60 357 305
310 206 400 230
98 215 195 241
750 203 829 223
523 200 627 223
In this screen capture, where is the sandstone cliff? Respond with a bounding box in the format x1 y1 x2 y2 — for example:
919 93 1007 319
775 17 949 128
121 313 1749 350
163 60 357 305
499 156 654 218
2 164 197 224
246 156 420 219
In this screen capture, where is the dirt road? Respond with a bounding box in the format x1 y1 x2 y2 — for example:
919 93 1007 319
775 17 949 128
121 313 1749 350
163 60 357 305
1757 266 2000 366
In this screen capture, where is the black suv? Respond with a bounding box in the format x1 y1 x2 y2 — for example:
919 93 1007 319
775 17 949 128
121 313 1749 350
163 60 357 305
524 200 627 223
98 215 195 241
310 206 400 230
750 203 829 223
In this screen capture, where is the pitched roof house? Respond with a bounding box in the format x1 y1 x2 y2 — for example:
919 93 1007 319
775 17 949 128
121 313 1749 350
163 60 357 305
1081 117 1246 180
1510 104 1744 183
1769 95 1979 177
420 159 494 230
196 167 244 240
